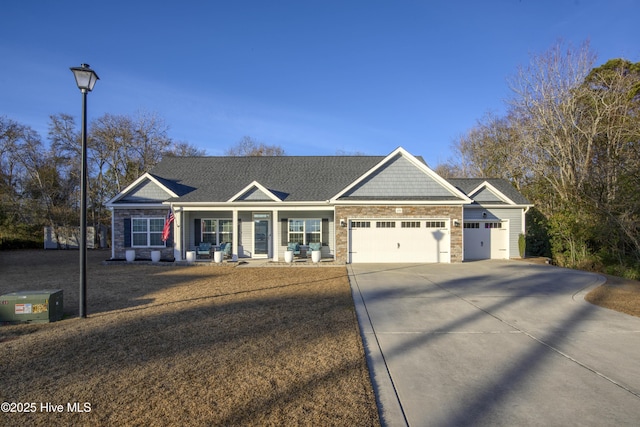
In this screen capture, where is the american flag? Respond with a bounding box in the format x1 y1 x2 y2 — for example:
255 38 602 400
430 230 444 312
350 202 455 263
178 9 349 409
162 209 174 242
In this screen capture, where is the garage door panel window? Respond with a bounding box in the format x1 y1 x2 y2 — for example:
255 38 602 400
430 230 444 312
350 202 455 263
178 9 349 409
464 222 480 228
401 221 421 228
426 221 446 228
376 221 396 228
485 222 502 228
351 221 371 228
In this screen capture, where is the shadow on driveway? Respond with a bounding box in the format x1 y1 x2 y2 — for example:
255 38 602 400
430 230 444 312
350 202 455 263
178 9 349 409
349 261 640 427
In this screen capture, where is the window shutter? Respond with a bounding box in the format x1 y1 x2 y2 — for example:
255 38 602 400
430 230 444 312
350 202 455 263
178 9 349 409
124 218 131 248
194 219 201 246
322 218 329 246
281 219 288 244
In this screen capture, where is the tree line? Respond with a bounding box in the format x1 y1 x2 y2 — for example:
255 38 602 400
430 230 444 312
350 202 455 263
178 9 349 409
0 111 205 248
438 41 640 276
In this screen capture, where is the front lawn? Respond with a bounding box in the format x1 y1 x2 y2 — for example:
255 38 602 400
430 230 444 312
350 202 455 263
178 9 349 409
0 250 380 426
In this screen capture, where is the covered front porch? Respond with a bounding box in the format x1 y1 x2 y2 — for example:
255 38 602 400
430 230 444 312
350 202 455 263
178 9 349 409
171 206 336 263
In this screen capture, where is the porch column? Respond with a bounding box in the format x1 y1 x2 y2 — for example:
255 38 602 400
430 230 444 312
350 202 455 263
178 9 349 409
173 207 183 261
110 207 115 260
232 209 239 261
272 209 279 262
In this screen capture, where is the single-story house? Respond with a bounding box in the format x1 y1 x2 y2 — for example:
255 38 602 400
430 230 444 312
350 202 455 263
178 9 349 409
106 147 532 263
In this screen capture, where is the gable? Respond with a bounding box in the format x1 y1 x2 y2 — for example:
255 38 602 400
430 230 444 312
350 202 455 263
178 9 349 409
337 152 468 201
228 181 287 203
447 178 532 206
106 173 179 207
471 186 510 204
118 178 172 203
237 187 272 201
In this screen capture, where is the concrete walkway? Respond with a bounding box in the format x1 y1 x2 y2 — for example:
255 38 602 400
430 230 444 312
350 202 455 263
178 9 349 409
348 261 640 427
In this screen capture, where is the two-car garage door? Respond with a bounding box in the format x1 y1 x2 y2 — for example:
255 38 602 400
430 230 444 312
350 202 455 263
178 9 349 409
349 219 450 263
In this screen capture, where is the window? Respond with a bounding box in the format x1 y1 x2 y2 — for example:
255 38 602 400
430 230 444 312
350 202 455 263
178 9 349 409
351 221 371 228
219 219 233 243
485 222 502 229
201 219 233 245
425 221 445 228
288 219 321 244
132 218 165 247
376 221 396 228
401 221 421 228
305 219 321 244
464 222 480 229
202 219 217 244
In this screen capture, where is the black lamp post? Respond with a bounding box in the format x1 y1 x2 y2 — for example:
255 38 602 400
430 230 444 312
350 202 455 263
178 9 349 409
70 64 99 318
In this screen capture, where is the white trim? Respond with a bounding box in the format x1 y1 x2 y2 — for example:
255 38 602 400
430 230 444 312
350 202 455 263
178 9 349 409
173 203 335 211
330 147 472 203
228 181 283 202
464 204 532 209
110 207 115 259
332 199 469 205
106 173 178 207
111 203 167 209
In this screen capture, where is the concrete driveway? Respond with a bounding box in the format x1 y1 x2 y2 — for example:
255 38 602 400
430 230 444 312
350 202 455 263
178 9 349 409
348 261 640 427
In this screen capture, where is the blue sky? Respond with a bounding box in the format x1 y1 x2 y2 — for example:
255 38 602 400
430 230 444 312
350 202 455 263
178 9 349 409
1 1 639 166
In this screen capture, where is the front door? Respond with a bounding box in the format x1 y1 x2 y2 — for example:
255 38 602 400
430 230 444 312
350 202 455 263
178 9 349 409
253 213 270 258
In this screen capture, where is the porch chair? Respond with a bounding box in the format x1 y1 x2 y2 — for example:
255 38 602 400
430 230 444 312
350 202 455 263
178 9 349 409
220 242 232 258
287 242 301 257
196 242 212 259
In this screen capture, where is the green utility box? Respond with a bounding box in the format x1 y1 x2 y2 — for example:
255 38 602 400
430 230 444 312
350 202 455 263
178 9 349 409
0 289 63 324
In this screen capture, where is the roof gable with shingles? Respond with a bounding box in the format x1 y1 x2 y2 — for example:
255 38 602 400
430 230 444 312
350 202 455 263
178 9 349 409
447 178 531 205
338 153 465 201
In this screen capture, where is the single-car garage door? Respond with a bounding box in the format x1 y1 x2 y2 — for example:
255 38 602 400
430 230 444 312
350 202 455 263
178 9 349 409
349 219 450 263
463 221 509 260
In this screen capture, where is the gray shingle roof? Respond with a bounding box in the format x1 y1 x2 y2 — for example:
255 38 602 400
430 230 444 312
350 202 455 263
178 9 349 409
447 178 531 205
138 156 530 206
148 155 385 202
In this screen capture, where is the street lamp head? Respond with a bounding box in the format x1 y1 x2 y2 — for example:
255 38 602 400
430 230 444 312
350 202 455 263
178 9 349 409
70 63 99 92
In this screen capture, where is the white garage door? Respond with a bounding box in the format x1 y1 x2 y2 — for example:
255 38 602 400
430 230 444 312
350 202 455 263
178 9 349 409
463 221 509 260
349 219 450 263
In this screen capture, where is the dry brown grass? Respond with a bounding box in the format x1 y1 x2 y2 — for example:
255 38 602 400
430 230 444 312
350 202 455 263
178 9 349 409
0 250 380 426
519 257 640 318
585 274 640 318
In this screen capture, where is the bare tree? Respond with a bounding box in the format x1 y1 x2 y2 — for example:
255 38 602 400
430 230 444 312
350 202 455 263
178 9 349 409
507 40 598 204
166 141 207 157
225 136 285 156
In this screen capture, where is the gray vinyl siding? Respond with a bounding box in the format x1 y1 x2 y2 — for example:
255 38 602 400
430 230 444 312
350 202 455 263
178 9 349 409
473 188 507 204
341 154 457 199
119 179 170 203
237 187 273 201
463 207 525 258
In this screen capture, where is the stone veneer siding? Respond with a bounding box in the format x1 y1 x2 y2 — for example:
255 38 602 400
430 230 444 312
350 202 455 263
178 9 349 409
334 205 463 263
113 208 174 260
